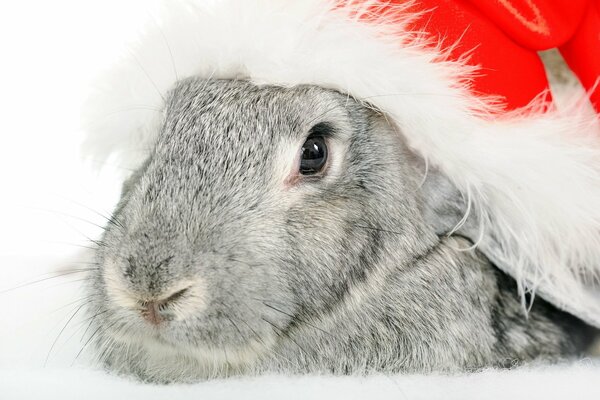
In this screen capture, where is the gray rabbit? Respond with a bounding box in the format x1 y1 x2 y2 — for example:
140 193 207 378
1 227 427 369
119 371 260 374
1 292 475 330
85 78 595 383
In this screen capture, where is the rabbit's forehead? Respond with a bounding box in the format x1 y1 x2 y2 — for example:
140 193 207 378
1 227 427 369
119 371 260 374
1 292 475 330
127 78 354 214
159 78 350 151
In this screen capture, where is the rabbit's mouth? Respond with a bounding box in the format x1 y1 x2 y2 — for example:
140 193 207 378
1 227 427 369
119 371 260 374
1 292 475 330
97 279 288 369
96 310 280 381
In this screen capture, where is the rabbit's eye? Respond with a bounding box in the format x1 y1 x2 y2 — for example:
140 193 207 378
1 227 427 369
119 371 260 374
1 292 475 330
299 136 328 175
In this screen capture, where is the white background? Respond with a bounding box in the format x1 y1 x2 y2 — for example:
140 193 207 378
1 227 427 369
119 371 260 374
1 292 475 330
0 0 159 258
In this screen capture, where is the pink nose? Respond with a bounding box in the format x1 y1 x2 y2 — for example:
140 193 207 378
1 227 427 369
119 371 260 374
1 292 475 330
139 287 189 325
140 300 162 325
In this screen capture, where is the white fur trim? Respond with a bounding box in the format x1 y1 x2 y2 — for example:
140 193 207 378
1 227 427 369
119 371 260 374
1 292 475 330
82 0 600 326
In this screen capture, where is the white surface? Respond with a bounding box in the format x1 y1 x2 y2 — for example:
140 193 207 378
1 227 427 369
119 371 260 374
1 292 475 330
2 365 600 400
0 1 598 399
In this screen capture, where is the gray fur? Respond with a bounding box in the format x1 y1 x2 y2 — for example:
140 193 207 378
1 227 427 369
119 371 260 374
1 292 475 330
85 78 593 383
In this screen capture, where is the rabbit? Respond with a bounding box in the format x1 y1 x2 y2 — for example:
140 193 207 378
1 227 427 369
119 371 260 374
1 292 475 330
84 77 595 383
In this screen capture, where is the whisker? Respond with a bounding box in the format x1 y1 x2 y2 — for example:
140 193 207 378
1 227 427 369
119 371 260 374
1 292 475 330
28 206 108 232
24 208 108 251
80 309 110 343
95 320 127 365
48 294 95 315
42 277 94 291
38 241 98 251
259 300 332 337
149 13 178 82
261 317 313 361
224 315 243 337
73 318 119 365
0 269 92 295
55 196 126 230
126 48 166 103
45 302 88 366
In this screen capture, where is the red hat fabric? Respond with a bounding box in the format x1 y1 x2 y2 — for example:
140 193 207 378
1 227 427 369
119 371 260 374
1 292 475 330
561 0 600 111
392 0 600 111
373 0 600 112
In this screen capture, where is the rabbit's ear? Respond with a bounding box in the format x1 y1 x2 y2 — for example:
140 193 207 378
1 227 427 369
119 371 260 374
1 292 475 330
420 169 600 328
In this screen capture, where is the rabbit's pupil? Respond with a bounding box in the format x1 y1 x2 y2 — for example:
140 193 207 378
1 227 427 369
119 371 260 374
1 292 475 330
299 136 327 175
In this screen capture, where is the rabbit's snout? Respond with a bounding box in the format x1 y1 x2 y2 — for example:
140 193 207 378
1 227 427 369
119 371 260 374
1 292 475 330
103 254 208 326
138 287 191 325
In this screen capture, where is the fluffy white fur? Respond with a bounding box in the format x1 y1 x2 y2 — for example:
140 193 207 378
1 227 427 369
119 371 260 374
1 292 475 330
82 0 600 326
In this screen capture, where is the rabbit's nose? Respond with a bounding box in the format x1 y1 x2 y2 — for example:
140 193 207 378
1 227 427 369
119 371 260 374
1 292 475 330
140 287 190 325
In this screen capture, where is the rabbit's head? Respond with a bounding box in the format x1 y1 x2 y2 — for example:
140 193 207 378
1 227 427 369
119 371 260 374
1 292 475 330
87 78 590 382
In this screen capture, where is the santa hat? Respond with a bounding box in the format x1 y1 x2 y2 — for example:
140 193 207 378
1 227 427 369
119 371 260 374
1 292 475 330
83 0 600 327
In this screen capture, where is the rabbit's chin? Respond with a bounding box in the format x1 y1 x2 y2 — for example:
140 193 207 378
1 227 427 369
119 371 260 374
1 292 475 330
99 326 273 381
